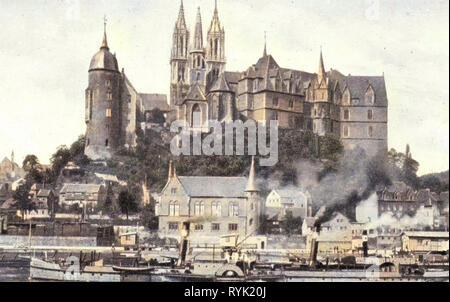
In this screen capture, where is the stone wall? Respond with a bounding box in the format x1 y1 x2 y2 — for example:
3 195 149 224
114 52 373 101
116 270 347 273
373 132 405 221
0 235 97 247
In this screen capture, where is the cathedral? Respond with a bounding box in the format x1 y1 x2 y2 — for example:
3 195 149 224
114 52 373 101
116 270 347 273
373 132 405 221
84 0 388 160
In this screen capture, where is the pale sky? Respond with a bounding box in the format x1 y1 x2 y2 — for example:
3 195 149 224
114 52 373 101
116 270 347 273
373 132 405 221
0 0 448 175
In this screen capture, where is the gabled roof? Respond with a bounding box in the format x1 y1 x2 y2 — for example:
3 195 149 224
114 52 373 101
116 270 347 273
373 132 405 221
60 184 103 194
178 176 247 198
402 231 449 239
210 73 231 92
303 217 316 228
95 173 119 183
321 212 350 227
37 189 53 198
140 93 169 112
0 198 17 210
340 75 387 106
268 188 309 207
185 84 206 101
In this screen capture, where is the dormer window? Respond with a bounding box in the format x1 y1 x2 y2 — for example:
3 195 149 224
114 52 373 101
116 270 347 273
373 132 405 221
365 86 375 104
343 89 351 105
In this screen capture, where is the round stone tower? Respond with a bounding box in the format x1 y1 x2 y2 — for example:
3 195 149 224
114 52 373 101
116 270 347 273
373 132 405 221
84 26 122 160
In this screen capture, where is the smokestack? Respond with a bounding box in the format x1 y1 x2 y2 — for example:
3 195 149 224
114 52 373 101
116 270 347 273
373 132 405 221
177 222 190 267
362 230 368 257
309 226 320 267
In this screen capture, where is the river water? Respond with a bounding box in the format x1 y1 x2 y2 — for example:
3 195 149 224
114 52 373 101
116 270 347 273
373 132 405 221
0 267 29 282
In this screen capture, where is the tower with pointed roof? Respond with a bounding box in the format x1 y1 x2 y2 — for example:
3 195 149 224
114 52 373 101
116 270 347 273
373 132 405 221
170 0 190 107
245 156 261 235
85 20 123 160
189 7 207 86
205 0 226 90
308 49 333 137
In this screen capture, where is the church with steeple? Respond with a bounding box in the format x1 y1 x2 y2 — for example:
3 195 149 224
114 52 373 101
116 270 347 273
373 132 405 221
84 0 388 160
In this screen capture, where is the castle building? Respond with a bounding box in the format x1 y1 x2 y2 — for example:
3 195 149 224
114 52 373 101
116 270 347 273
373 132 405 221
157 157 261 242
166 1 387 156
84 0 388 159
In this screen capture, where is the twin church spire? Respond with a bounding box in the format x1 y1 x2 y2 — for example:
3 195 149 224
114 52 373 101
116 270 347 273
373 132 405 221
173 0 224 53
170 0 226 104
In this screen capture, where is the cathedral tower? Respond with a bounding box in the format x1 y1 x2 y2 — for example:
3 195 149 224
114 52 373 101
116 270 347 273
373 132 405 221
205 0 226 90
189 7 207 86
170 0 190 106
85 22 122 160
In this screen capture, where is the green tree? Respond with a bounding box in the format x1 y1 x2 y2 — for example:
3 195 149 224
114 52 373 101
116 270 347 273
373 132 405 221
22 155 43 185
281 212 302 237
99 185 115 215
13 184 33 220
118 190 138 221
402 144 419 188
258 214 270 235
69 135 90 165
140 204 158 230
50 145 71 180
147 108 166 124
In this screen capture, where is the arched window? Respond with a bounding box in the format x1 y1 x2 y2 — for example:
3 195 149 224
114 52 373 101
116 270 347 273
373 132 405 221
169 201 179 216
367 109 373 120
195 201 204 216
105 139 109 147
191 104 202 128
212 202 222 217
195 202 200 216
368 126 373 138
229 203 239 217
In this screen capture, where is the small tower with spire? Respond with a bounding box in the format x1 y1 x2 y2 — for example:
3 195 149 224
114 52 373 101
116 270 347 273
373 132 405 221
317 47 326 85
263 31 267 57
245 156 261 235
170 0 190 106
206 0 226 89
310 47 333 137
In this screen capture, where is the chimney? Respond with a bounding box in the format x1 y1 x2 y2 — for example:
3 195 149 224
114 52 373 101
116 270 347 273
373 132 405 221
362 230 369 257
309 230 320 267
307 205 313 217
168 160 176 181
